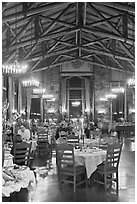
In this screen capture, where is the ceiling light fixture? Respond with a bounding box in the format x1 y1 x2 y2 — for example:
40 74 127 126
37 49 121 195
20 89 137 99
72 101 80 107
22 77 39 88
2 3 28 75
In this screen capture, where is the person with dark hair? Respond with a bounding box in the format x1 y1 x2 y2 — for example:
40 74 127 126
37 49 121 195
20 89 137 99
5 125 13 142
84 124 90 138
10 134 23 155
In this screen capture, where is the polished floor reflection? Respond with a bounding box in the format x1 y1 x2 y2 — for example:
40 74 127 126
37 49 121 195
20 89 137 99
3 136 135 202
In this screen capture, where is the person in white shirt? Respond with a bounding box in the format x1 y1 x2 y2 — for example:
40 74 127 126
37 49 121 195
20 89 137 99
18 125 30 142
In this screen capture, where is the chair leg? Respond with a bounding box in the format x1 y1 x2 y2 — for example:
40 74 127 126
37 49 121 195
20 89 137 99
104 174 107 191
116 172 119 193
73 175 76 193
59 173 62 190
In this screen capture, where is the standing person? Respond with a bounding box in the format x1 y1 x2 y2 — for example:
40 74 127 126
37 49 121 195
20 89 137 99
18 124 30 142
84 124 90 138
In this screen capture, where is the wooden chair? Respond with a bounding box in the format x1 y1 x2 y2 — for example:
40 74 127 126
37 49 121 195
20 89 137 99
56 144 87 193
94 142 123 193
37 132 49 157
13 141 31 166
67 135 79 145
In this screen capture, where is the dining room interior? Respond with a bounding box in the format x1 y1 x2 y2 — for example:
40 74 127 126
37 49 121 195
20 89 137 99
2 1 135 202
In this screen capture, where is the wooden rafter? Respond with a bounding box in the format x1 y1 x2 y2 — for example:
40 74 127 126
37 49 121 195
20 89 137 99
2 2 135 74
2 2 71 23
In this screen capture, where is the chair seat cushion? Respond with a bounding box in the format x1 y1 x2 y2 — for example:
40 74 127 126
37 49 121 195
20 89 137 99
97 163 117 172
61 165 85 173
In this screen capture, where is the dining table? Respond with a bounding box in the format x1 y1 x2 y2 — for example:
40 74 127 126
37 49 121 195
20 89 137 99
79 138 100 148
2 165 36 198
74 147 106 179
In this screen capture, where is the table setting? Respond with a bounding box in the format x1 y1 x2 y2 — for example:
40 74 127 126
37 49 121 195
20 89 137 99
74 146 106 178
2 164 36 197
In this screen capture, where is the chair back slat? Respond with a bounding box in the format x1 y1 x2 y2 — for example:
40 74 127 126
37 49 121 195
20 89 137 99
67 135 79 145
13 142 30 165
56 144 75 168
105 142 123 169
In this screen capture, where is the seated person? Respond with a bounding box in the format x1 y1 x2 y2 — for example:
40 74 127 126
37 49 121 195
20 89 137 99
56 137 67 145
10 134 30 165
10 134 29 155
18 124 30 142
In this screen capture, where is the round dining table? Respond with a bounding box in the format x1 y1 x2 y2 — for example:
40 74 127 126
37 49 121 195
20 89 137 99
74 148 106 178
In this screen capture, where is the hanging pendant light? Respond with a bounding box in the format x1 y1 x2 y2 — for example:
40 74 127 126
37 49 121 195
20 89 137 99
22 77 39 88
2 3 28 75
72 100 81 107
111 86 125 93
127 76 135 87
105 93 117 99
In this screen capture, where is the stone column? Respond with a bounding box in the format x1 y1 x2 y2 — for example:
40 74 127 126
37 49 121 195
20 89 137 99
85 77 90 119
61 77 67 117
124 82 127 121
8 76 14 118
40 97 44 122
18 81 22 113
26 88 32 120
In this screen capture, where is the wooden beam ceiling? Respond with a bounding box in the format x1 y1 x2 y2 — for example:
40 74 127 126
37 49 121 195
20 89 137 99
2 2 135 74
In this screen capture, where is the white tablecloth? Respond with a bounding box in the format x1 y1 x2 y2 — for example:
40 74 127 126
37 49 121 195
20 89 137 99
4 153 13 167
79 138 100 147
2 166 36 197
74 148 106 178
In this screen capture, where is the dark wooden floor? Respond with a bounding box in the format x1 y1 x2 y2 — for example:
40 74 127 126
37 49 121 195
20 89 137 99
3 136 135 202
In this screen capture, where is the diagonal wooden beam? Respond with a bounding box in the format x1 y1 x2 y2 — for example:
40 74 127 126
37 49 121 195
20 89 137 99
89 3 122 37
26 46 78 62
54 39 73 47
97 41 124 70
100 2 135 14
80 45 134 62
2 2 71 23
119 41 134 59
82 26 134 45
23 4 73 61
40 15 75 29
11 17 34 45
41 3 73 36
24 42 38 60
88 14 121 28
82 37 108 47
3 27 80 52
81 56 134 73
93 55 104 65
32 57 133 74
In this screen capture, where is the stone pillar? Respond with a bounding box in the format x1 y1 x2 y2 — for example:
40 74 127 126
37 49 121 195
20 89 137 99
40 97 44 122
91 76 95 121
124 82 127 121
26 88 32 120
61 77 67 117
18 81 22 113
85 77 90 119
8 76 14 118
